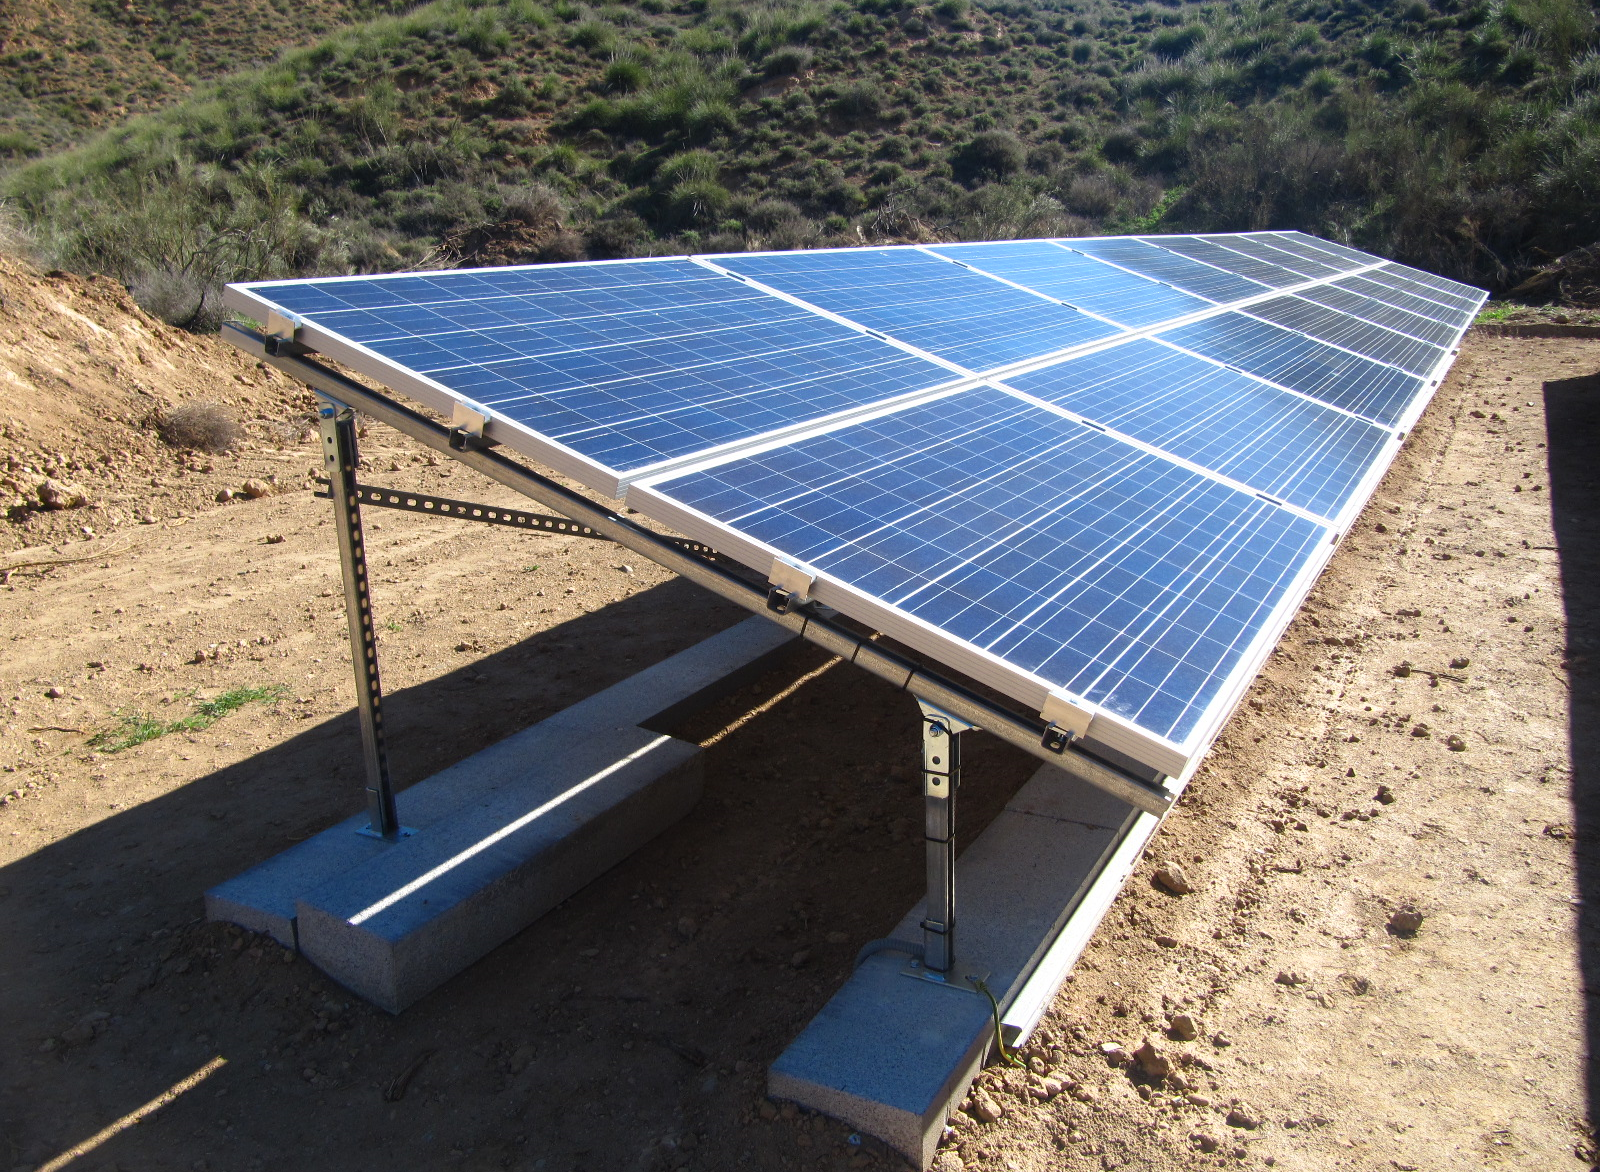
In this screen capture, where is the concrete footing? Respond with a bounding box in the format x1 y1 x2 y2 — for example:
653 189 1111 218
769 762 1168 1169
206 617 795 1013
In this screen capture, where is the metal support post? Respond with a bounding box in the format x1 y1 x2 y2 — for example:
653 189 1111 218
918 699 973 974
318 398 404 840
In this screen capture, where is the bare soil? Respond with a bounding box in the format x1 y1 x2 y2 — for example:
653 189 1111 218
0 250 1594 1172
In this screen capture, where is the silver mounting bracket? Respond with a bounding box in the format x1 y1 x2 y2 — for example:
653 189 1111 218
1039 687 1093 754
263 309 309 357
448 400 492 451
901 956 991 996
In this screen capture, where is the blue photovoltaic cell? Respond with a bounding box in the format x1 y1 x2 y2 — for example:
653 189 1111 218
239 260 955 474
1370 263 1484 315
1268 232 1380 270
1004 339 1390 521
714 248 1119 371
1378 260 1484 305
1242 296 1446 376
1158 312 1425 426
927 240 1212 328
1143 236 1307 288
1293 284 1462 347
652 386 1327 744
1330 275 1476 329
1063 237 1270 303
1198 234 1349 280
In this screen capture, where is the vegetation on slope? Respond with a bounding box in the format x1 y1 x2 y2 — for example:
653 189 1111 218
3 0 1597 323
0 0 411 156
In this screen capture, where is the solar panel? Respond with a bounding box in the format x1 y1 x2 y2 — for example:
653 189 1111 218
226 259 959 495
927 240 1214 328
1061 237 1272 303
225 232 1486 778
631 386 1330 756
1240 295 1447 376
711 247 1120 371
1155 312 1427 426
1142 235 1310 288
999 339 1390 523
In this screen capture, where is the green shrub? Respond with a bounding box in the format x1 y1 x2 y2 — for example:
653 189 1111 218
950 129 1025 183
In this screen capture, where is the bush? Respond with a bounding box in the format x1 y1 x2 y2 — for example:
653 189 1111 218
132 269 226 332
950 130 1026 183
157 402 240 453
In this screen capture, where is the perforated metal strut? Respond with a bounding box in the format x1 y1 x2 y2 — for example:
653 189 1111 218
918 699 973 974
318 400 402 840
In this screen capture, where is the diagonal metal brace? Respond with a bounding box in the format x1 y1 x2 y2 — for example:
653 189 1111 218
312 479 718 557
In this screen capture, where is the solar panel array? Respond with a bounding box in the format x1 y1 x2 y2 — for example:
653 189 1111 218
226 233 1485 778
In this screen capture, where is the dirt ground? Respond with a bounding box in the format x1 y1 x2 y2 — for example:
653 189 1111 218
0 251 1595 1172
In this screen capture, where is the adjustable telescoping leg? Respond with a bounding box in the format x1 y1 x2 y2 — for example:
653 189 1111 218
318 397 402 840
918 699 974 974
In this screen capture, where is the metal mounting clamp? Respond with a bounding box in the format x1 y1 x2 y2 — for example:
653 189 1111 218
1039 687 1093 755
263 309 308 357
448 401 492 451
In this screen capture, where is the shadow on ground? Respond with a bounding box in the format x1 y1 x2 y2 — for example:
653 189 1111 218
1543 371 1600 1143
0 575 1033 1172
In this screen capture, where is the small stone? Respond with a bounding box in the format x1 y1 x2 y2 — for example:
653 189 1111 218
1193 1133 1221 1153
758 1100 778 1121
1274 970 1306 987
1409 723 1430 738
241 479 272 499
1153 862 1194 895
215 488 234 503
1450 656 1470 669
44 686 64 699
970 1093 1004 1123
790 949 812 968
1169 1013 1199 1041
931 1152 965 1172
1187 1093 1213 1108
1039 1077 1063 1099
1154 934 1179 948
1133 1036 1170 1078
264 534 286 545
1375 784 1396 804
1388 908 1424 934
1100 1042 1131 1065
1211 1032 1233 1047
675 916 698 940
38 478 89 510
1225 1102 1262 1129
1393 662 1411 678
1445 734 1467 751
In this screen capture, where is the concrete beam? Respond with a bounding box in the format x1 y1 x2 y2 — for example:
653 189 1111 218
206 616 796 1009
769 763 1156 1168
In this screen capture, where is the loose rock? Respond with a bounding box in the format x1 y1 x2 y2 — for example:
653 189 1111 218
1193 1133 1221 1153
1133 1036 1170 1078
241 478 272 499
1375 784 1396 804
1153 862 1194 895
1388 908 1424 934
1101 1042 1131 1065
969 1093 1004 1123
38 478 89 510
1226 1102 1262 1129
1169 1013 1199 1041
1154 934 1178 948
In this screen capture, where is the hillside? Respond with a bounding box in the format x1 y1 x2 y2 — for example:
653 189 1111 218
0 0 411 156
3 0 1598 315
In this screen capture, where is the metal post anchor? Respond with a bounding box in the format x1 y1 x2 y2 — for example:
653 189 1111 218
914 698 974 980
318 398 408 841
